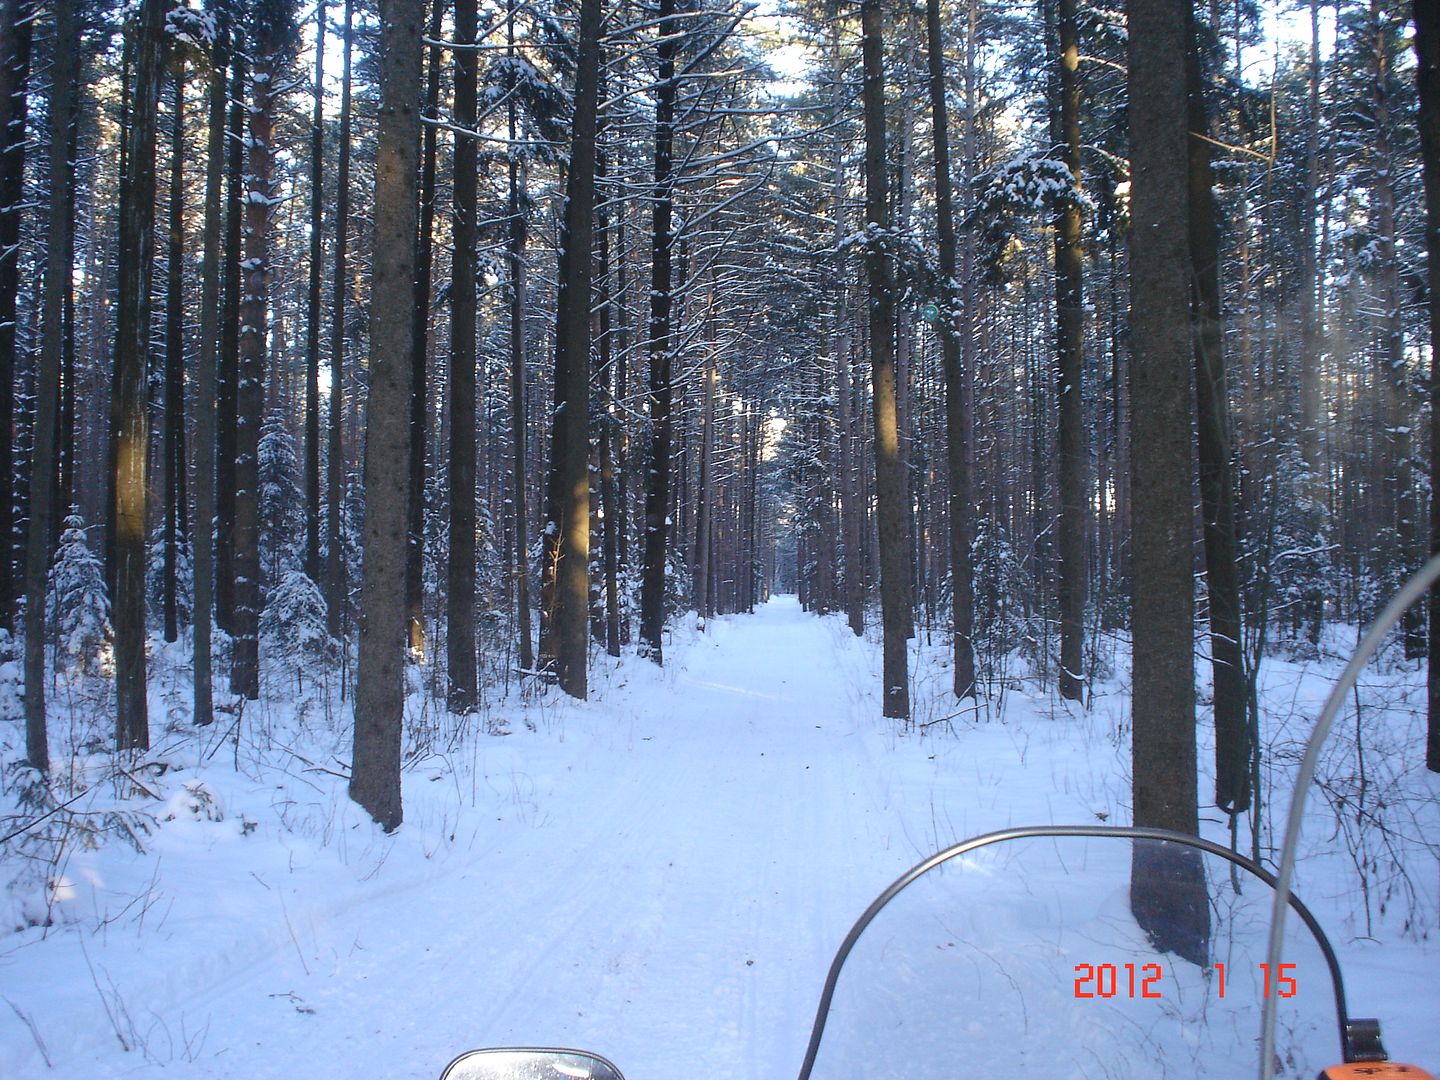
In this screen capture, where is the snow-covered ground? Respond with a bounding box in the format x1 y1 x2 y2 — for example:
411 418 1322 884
2 596 1437 1078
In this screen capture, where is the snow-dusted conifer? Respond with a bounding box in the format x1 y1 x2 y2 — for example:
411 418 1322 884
147 523 193 629
342 471 365 616
0 629 20 721
259 568 334 669
47 510 112 675
260 402 304 585
167 4 218 49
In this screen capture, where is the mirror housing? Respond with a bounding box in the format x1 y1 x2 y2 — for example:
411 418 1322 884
441 1048 626 1080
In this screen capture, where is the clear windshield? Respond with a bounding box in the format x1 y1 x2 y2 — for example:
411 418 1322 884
802 833 1343 1080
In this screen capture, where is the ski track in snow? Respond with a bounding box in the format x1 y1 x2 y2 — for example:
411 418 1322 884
2 596 1437 1078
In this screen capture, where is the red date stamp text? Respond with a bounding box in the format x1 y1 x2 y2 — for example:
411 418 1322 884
1073 962 1298 999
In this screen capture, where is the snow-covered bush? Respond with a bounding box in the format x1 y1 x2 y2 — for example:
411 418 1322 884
475 500 505 632
260 404 304 586
341 471 366 622
970 518 1029 684
1244 445 1330 659
145 523 193 630
259 568 335 671
0 629 19 721
47 511 112 676
2 762 158 935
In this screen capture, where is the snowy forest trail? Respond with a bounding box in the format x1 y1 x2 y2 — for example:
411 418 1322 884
12 596 1101 1080
6 598 1436 1078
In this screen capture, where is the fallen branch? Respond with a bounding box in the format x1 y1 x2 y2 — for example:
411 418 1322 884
3 996 52 1068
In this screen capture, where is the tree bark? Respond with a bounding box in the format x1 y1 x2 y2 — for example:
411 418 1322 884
408 0 443 658
894 22 917 634
638 0 679 664
193 8 231 729
352 0 425 832
1128 0 1206 964
23 0 80 770
304 0 326 583
507 6 534 671
327 0 353 640
57 88 78 530
0 0 30 636
827 9 862 637
693 337 716 623
163 61 186 645
925 0 976 699
596 166 621 655
217 41 247 635
1298 0 1323 483
232 19 282 701
448 0 479 710
1187 17 1249 814
539 0 603 697
1414 0 1440 772
861 0 910 720
1367 0 1421 654
111 0 168 750
614 210 632 645
1055 0 1086 702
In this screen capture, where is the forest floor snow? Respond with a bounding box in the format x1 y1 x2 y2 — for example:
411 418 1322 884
2 595 1438 1078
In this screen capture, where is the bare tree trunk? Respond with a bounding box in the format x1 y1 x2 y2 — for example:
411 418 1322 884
163 62 186 645
23 0 79 770
1298 0 1323 483
1054 0 1086 702
112 0 168 750
508 6 533 671
828 17 863 637
107 31 133 598
598 208 621 656
351 0 425 832
601 421 621 653
639 0 679 664
448 0 479 710
540 0 603 696
693 321 716 624
614 209 632 645
1366 0 1422 656
217 42 246 635
193 8 231 729
408 0 443 658
894 20 917 632
809 370 834 615
861 0 910 720
232 24 282 702
1111 250 1130 595
57 92 77 528
304 0 326 583
1128 0 1206 965
0 0 30 636
748 404 761 609
326 0 353 640
1187 23 1248 814
1413 0 1440 772
829 16 858 639
925 0 976 699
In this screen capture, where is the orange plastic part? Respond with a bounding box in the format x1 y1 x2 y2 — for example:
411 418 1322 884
1320 1066 1436 1080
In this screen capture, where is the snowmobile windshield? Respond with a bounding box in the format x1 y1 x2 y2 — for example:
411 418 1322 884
797 826 1348 1080
441 1048 627 1080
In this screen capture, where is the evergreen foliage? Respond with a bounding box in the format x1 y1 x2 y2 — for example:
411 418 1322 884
259 402 304 586
259 567 334 668
47 511 111 676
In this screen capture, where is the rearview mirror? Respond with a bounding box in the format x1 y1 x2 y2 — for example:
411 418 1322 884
440 1048 626 1080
